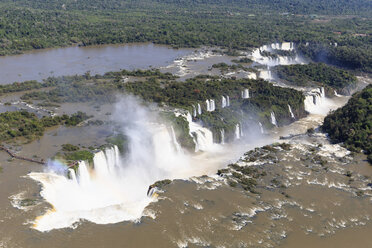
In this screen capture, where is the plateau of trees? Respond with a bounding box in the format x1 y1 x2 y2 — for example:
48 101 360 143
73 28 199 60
0 111 91 142
274 63 357 93
0 0 370 74
322 85 372 164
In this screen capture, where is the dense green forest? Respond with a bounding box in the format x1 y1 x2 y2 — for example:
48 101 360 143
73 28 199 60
274 63 357 94
124 75 305 141
16 69 305 142
0 0 370 73
322 85 372 163
298 42 372 73
0 111 91 142
3 0 371 15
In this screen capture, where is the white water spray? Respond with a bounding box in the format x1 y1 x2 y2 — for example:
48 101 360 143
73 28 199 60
206 99 215 112
29 97 192 232
258 122 264 134
197 103 202 115
241 89 250 99
270 111 278 127
221 96 227 108
288 104 295 119
192 105 197 117
235 124 241 140
220 129 225 144
180 112 215 152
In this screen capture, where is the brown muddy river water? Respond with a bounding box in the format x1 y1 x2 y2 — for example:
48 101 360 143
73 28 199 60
1 99 371 248
0 43 192 84
0 44 371 248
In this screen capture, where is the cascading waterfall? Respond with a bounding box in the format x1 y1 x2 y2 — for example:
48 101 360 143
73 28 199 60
241 89 250 99
197 103 202 115
226 96 230 107
220 129 225 144
251 42 303 68
192 105 197 117
259 70 272 81
270 111 278 127
334 90 341 97
210 99 215 111
320 87 325 98
221 96 227 108
28 97 193 232
304 87 327 114
181 112 214 152
29 140 183 231
288 104 295 119
258 122 264 134
170 126 183 154
235 124 241 140
206 99 216 112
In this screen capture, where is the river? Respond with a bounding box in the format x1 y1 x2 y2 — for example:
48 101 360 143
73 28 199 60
0 42 370 248
0 43 192 85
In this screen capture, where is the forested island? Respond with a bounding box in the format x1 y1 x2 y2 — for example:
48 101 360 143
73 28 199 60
0 111 90 142
322 85 372 163
274 63 357 94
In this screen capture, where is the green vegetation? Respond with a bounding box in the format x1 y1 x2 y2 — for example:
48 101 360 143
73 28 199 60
64 150 94 163
231 58 253 64
20 69 174 103
105 134 128 153
322 85 372 163
275 63 357 93
61 144 79 152
151 179 172 189
0 111 91 142
0 80 53 95
124 76 306 132
298 42 372 73
217 163 265 193
212 63 248 73
0 0 370 74
17 69 305 140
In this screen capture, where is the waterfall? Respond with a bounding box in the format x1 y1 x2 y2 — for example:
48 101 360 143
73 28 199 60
68 169 78 184
192 105 197 117
210 99 215 111
29 97 198 232
270 111 278 127
77 161 91 186
221 96 227 108
241 89 250 99
206 99 215 112
320 87 325 98
197 103 202 115
288 104 295 119
206 100 210 111
258 122 264 134
170 126 182 153
259 70 272 80
251 41 302 68
334 90 341 97
304 87 327 114
235 124 241 140
192 127 214 152
281 42 294 51
177 112 214 152
220 129 225 144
